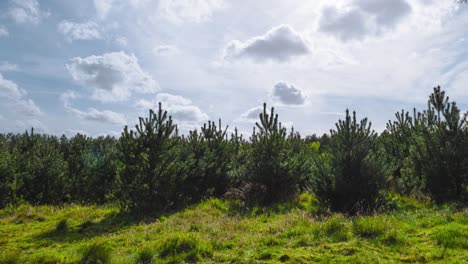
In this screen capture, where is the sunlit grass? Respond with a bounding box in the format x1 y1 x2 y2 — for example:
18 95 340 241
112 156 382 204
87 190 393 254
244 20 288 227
0 197 466 263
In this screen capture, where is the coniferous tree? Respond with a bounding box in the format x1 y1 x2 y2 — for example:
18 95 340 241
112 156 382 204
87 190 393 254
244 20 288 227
327 110 388 213
116 103 184 212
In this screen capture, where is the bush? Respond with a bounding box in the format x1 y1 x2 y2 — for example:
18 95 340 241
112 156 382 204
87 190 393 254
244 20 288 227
80 243 112 264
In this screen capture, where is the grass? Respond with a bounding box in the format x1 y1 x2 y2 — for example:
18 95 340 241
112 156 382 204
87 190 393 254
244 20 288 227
0 197 466 263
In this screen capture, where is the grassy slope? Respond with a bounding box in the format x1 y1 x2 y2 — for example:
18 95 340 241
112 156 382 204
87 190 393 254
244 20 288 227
0 197 467 264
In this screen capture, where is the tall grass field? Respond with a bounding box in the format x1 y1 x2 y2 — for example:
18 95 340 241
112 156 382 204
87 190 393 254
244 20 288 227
0 195 466 263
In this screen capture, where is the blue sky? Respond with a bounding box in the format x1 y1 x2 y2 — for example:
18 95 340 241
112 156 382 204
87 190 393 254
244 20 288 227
0 0 467 137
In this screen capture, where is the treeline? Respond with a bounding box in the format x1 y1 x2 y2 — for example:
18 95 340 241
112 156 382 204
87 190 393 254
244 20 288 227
0 87 467 214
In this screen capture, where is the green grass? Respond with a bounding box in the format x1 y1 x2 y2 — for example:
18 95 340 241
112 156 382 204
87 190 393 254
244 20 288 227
0 197 466 263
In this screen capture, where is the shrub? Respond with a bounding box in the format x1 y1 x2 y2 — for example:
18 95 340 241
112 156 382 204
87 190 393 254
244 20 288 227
80 243 112 264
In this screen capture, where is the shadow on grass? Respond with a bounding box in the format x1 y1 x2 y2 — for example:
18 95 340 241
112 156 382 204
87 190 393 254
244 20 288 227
35 210 165 242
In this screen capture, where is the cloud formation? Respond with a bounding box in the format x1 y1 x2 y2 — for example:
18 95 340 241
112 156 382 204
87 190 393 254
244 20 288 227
224 25 310 62
271 82 306 105
58 21 101 41
67 52 159 102
239 106 263 122
319 0 411 41
0 73 42 117
136 93 209 122
159 0 225 23
9 0 47 25
60 90 126 125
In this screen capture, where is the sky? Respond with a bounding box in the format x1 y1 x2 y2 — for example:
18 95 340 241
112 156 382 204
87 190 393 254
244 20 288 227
0 0 467 137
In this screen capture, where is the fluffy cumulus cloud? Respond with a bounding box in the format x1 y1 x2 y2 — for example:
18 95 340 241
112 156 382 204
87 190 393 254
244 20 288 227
271 82 306 105
319 0 411 41
224 25 310 62
60 90 126 125
239 106 263 122
9 0 47 25
159 0 225 23
67 52 159 102
0 73 42 117
0 26 8 37
136 93 209 122
58 21 101 41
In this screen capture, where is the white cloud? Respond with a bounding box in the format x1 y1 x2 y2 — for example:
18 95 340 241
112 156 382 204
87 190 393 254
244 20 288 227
224 25 310 62
0 73 42 117
70 108 127 125
16 99 42 117
153 45 180 56
159 0 225 23
59 90 126 125
0 26 9 37
239 106 263 122
94 0 114 19
9 0 47 25
136 93 209 122
271 82 306 105
0 73 25 98
0 61 18 72
67 52 159 102
58 21 101 41
319 0 411 41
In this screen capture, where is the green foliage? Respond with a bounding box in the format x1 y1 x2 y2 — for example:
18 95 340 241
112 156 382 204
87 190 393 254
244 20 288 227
239 103 311 204
15 129 68 205
386 87 468 203
116 103 183 212
80 243 112 264
325 110 389 213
